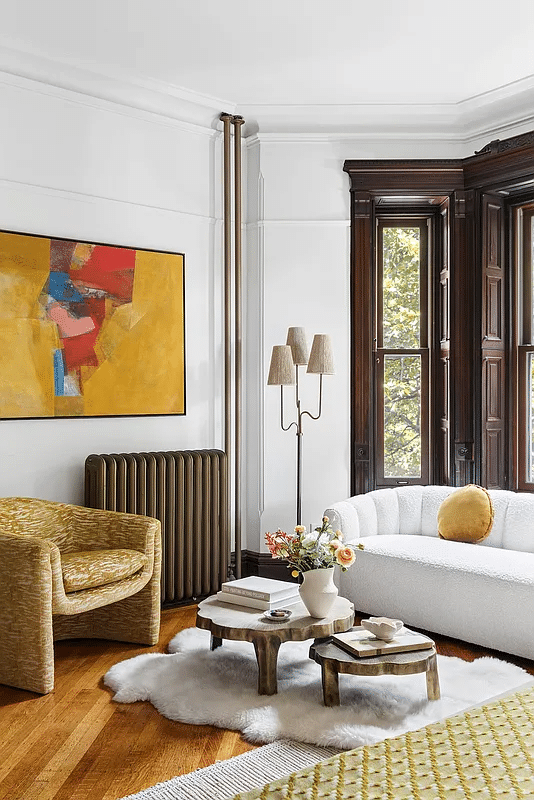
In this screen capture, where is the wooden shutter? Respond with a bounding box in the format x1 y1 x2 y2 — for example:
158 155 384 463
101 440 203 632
481 193 506 488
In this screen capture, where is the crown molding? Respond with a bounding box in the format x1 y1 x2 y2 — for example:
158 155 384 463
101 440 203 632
0 43 235 133
239 74 534 142
0 42 532 143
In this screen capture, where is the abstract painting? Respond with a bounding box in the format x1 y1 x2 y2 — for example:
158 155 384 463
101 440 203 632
0 231 185 418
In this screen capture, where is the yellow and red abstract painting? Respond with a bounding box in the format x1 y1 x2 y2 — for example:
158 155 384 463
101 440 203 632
0 231 185 418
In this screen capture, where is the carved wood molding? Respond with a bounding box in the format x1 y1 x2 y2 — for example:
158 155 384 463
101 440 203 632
344 130 534 196
474 131 534 156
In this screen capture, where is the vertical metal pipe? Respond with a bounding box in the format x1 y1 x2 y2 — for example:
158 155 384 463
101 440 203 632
296 430 303 526
220 112 233 576
295 365 302 527
232 115 244 578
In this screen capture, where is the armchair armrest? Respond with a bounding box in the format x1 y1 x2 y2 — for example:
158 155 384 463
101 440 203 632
0 529 56 575
0 531 56 692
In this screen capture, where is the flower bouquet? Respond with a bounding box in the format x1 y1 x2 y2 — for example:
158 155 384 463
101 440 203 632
265 516 363 577
265 517 363 618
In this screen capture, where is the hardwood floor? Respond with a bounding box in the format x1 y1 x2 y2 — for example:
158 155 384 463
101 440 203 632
0 606 533 800
0 606 256 800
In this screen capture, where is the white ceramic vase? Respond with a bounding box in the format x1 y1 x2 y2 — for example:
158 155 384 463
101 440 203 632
298 567 338 618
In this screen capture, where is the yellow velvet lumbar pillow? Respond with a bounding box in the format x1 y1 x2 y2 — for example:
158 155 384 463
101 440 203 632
437 484 494 544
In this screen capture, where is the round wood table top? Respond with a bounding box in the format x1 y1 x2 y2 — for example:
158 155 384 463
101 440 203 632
196 594 355 642
309 634 437 676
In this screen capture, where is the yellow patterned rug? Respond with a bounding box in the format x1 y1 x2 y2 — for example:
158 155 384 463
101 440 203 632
231 686 534 799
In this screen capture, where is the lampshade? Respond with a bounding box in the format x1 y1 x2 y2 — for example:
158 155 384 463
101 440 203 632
286 327 309 365
267 345 296 385
307 334 335 375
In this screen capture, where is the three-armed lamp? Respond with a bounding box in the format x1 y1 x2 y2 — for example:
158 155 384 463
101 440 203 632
267 327 334 526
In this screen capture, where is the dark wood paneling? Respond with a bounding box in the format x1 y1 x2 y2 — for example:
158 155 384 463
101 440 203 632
485 275 503 341
350 190 373 495
485 357 503 420
436 200 451 484
464 141 534 193
241 549 299 581
451 190 476 486
481 194 506 488
485 428 504 489
343 160 464 195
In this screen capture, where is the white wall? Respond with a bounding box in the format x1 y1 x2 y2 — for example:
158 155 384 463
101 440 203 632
0 76 224 504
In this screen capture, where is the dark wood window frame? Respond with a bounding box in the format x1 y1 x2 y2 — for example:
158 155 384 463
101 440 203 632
515 204 534 490
344 131 534 495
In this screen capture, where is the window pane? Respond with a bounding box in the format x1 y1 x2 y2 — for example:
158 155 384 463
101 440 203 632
384 355 421 478
528 352 534 482
382 227 421 348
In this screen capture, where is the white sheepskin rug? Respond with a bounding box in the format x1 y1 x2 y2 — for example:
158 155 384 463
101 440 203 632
104 628 531 749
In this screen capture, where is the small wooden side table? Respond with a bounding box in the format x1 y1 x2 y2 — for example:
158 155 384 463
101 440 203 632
196 595 354 696
309 632 441 707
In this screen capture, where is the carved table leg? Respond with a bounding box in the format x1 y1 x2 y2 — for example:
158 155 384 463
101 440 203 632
426 653 441 701
321 660 340 707
253 635 282 695
210 634 223 651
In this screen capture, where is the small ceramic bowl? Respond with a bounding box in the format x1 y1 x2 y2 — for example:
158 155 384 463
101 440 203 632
263 608 292 622
361 616 403 641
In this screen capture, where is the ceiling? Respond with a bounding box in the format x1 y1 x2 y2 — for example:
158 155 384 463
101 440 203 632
0 1 532 135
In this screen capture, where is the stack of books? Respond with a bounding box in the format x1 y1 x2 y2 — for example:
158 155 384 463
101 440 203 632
331 627 434 658
216 576 300 610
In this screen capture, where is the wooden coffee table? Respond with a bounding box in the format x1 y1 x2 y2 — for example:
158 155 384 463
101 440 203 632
196 595 354 696
309 629 440 707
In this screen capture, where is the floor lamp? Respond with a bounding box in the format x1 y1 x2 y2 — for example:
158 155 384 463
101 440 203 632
267 327 334 526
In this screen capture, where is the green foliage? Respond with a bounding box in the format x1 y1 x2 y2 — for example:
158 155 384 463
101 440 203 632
384 356 421 477
382 227 420 349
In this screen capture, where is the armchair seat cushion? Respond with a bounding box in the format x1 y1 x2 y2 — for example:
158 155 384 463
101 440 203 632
61 549 148 593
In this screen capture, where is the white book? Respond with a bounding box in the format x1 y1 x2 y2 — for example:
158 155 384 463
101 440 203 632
220 576 299 601
332 627 434 658
216 590 300 611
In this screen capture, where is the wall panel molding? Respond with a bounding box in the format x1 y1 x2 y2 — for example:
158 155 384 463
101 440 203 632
0 176 221 224
245 219 350 228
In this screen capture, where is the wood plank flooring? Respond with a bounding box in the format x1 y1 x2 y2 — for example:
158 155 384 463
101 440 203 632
0 606 255 800
0 606 532 800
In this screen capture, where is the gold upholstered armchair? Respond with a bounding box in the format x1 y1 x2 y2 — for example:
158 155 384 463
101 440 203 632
0 497 161 694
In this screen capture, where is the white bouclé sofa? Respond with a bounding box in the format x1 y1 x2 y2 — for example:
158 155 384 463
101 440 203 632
324 486 534 661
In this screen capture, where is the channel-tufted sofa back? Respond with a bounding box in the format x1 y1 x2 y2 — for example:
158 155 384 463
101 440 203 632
325 485 534 554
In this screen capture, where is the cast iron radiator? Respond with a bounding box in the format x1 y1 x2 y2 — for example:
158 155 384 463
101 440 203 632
84 450 229 605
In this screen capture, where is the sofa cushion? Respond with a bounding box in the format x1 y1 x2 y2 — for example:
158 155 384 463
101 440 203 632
438 485 494 544
354 534 531 580
365 489 400 535
420 486 455 536
500 493 534 553
61 549 148 593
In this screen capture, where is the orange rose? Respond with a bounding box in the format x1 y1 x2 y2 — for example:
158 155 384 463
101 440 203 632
336 546 356 568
